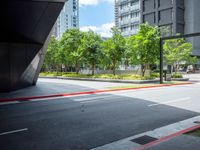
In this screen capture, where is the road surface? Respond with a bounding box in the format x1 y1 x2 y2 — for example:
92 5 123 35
0 79 200 150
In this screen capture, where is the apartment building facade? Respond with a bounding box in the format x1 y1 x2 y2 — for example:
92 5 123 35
52 0 79 39
115 0 141 36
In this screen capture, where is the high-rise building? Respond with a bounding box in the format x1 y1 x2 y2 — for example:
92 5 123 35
141 0 184 36
115 0 141 36
53 0 79 39
141 0 200 56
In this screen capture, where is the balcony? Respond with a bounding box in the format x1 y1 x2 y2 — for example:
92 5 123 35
119 4 140 14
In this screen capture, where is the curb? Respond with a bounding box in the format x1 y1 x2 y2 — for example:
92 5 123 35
92 116 200 150
134 124 200 150
172 78 190 81
39 76 160 84
40 76 190 83
0 82 192 103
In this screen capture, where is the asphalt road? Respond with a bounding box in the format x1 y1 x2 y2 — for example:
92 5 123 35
0 79 200 150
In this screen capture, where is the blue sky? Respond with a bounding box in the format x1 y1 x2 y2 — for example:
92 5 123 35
79 0 115 37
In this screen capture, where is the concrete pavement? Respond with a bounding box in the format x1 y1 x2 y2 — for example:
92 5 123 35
0 78 145 99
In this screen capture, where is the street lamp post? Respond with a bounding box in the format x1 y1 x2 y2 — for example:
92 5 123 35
160 38 164 84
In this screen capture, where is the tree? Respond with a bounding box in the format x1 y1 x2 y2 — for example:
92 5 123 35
81 30 103 75
127 23 160 76
60 29 84 74
43 36 60 71
102 27 126 75
163 37 195 72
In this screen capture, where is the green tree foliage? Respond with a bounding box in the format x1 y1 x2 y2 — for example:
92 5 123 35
60 29 84 74
102 27 126 75
127 23 160 76
163 37 197 72
81 30 103 75
43 36 59 71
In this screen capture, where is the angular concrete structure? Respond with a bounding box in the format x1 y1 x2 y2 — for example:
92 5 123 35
0 0 64 92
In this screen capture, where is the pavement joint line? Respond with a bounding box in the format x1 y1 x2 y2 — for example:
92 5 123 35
91 116 200 150
148 97 191 107
0 128 28 136
0 82 193 103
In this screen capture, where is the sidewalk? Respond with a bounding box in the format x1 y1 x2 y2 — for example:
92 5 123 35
146 134 200 150
92 116 200 150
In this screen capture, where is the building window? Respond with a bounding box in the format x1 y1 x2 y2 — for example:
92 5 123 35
131 24 139 30
131 11 139 18
131 0 139 6
158 11 161 21
143 1 145 12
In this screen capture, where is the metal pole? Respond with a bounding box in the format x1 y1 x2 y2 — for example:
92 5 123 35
160 38 164 84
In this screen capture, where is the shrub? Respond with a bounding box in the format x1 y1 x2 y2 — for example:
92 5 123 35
39 72 157 80
172 73 183 78
150 72 160 78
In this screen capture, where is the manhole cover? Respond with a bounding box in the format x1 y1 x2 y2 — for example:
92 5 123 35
131 135 158 145
194 121 200 124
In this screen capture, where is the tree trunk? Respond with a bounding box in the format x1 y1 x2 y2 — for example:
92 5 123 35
141 64 146 77
125 59 129 70
92 61 95 75
75 61 79 74
113 59 116 75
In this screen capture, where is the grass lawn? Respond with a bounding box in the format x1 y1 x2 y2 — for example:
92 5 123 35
106 81 186 90
187 128 200 137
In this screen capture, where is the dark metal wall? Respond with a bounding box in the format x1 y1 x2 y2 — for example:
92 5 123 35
141 0 185 35
184 0 200 56
0 0 64 92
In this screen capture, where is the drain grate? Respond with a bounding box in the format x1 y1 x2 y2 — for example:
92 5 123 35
131 135 158 145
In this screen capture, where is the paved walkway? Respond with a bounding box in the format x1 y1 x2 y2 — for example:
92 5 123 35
92 116 200 150
0 78 142 99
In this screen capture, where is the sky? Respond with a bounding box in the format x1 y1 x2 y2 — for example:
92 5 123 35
79 0 115 37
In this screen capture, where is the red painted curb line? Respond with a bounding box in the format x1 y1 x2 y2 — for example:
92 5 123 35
134 123 200 150
0 82 192 103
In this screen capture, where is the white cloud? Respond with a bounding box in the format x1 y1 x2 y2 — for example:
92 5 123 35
80 22 115 37
79 0 114 6
79 0 98 6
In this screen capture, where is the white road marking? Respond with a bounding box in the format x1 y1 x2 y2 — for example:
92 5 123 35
0 101 19 106
80 100 102 103
0 128 28 136
148 97 191 107
73 95 112 102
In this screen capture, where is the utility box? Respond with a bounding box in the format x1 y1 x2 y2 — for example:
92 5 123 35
166 74 172 81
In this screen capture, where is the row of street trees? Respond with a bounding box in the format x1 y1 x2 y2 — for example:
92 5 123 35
43 23 197 76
